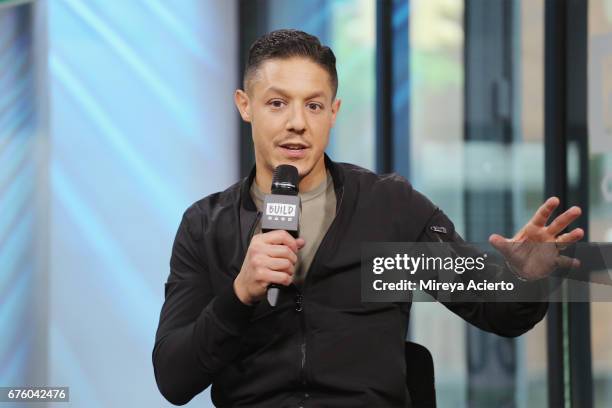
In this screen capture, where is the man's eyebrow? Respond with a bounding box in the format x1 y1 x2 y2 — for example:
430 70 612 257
264 86 326 100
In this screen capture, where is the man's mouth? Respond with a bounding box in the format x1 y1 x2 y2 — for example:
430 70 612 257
278 142 309 158
279 143 308 150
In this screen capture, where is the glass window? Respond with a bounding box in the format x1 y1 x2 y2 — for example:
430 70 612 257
408 0 467 404
588 0 612 406
407 0 547 406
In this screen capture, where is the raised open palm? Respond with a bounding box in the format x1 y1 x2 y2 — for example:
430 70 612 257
489 197 583 281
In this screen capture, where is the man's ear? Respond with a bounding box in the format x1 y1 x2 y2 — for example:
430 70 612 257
330 98 342 127
234 89 251 122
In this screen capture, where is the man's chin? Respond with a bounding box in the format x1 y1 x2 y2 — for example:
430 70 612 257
273 158 306 170
269 151 325 179
269 160 310 179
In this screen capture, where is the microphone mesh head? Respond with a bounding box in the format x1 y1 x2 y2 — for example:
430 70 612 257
271 165 299 194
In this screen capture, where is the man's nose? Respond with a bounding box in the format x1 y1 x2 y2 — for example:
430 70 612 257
286 104 306 134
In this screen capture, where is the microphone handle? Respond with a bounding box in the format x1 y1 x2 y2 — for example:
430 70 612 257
267 285 280 307
263 228 298 307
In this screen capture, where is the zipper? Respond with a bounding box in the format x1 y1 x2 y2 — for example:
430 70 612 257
299 300 306 387
429 224 446 243
295 184 345 392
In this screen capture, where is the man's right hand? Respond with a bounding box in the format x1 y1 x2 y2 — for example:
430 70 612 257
234 230 306 305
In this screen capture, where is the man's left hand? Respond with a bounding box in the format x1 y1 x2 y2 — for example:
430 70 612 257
489 196 584 281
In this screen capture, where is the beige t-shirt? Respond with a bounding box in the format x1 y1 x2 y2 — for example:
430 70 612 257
250 171 337 284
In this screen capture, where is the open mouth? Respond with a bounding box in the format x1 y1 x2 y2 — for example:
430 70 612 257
278 142 309 158
279 143 307 150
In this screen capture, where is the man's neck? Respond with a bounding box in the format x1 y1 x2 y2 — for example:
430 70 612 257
254 157 327 194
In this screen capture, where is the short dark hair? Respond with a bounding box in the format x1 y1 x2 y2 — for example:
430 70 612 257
243 29 338 98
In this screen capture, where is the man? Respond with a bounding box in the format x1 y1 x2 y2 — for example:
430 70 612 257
153 29 583 407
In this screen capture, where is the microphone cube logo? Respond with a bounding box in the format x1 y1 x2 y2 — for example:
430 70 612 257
266 203 296 221
261 194 300 233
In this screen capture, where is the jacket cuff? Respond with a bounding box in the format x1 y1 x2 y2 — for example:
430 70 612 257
211 284 255 334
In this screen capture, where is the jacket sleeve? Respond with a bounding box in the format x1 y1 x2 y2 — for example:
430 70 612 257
417 207 548 338
152 207 255 405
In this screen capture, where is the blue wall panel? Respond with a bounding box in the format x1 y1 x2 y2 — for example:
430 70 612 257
47 1 238 406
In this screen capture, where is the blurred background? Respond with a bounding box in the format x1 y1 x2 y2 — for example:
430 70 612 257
0 0 610 407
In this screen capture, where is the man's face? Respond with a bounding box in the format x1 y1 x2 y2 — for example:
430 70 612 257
235 57 341 185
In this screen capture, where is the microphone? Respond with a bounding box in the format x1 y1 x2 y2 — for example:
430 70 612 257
261 165 301 306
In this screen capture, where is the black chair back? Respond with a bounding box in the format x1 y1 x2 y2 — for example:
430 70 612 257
405 341 436 407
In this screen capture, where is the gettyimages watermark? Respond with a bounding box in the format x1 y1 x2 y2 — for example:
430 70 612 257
361 242 612 302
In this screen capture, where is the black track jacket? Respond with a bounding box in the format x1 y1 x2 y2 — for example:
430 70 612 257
153 155 547 407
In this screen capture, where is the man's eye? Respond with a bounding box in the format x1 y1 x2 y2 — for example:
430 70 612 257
270 100 284 108
308 103 322 111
